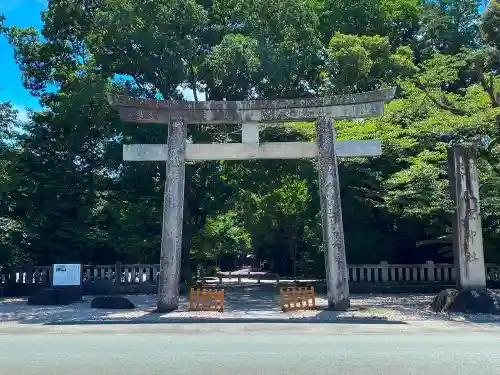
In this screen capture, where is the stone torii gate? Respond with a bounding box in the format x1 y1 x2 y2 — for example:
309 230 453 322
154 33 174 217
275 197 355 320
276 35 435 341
108 88 396 312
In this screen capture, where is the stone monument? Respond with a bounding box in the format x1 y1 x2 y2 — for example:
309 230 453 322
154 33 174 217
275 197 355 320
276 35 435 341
448 145 486 290
431 145 500 314
108 88 396 312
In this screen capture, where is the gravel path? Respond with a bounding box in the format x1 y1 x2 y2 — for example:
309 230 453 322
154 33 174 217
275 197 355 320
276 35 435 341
2 291 500 325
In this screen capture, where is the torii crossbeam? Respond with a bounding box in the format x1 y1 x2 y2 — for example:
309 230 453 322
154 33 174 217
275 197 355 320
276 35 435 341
108 88 396 312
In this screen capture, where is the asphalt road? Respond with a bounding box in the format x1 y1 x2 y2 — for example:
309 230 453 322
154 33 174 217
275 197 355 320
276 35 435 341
1 323 500 375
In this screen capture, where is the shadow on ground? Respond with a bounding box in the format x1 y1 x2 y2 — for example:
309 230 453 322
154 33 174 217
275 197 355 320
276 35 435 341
0 295 159 324
2 285 498 325
44 314 407 326
222 285 280 311
360 293 500 324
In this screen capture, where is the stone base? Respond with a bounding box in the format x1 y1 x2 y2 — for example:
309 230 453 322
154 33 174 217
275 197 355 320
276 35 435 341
90 296 136 309
430 288 500 314
151 307 177 314
155 303 178 313
326 298 350 311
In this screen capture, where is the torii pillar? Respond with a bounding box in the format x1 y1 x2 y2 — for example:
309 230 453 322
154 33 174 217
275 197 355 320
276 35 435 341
108 88 396 312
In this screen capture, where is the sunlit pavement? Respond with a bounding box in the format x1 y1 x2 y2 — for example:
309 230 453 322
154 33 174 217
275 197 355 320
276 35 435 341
1 324 500 375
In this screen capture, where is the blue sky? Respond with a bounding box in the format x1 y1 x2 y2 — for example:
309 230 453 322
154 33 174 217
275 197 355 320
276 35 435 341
0 0 201 123
0 0 47 121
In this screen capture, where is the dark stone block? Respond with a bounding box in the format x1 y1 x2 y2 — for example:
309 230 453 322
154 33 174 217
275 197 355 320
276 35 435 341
56 288 83 305
431 288 500 314
28 288 58 305
28 288 82 306
90 296 135 309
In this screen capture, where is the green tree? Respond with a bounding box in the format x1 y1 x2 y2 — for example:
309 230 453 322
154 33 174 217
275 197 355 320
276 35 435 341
418 0 481 58
0 100 25 267
318 0 422 47
320 32 417 94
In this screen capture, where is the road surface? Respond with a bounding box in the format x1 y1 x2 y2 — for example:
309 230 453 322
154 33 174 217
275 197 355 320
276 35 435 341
1 323 499 374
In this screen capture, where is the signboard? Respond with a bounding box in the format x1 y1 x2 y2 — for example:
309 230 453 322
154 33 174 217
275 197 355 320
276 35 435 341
52 264 82 287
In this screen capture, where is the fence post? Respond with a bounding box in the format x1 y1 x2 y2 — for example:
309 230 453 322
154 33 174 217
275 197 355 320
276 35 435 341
115 262 122 284
426 261 435 281
380 261 389 282
10 267 18 284
25 261 33 285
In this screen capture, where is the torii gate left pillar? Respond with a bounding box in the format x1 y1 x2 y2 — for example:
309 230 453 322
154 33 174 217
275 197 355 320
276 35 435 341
108 89 395 312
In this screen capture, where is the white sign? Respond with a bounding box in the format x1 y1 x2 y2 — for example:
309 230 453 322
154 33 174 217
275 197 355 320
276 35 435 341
52 264 82 286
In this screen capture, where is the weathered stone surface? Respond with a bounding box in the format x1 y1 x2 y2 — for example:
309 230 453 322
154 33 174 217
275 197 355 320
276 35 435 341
90 296 136 309
157 119 186 313
124 140 382 162
115 102 386 124
241 123 259 144
108 88 396 112
448 146 486 290
316 117 350 310
431 288 500 314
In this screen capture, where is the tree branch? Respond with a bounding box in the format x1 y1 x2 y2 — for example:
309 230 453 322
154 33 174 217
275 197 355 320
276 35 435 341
352 187 385 203
189 64 198 103
414 79 469 116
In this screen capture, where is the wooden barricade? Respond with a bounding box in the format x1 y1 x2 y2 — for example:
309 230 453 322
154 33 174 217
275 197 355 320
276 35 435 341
279 285 316 312
189 286 224 312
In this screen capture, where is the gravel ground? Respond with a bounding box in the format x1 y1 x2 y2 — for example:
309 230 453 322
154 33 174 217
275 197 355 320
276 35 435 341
2 291 500 325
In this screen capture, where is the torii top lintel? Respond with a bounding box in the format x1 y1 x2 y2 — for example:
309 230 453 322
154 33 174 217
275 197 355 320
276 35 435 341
107 88 396 125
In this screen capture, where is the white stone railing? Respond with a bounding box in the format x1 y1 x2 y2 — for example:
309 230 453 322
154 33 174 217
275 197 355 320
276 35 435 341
2 261 500 285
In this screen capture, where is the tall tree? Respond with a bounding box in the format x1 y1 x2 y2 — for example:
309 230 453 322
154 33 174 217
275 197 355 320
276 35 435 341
3 0 500 274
